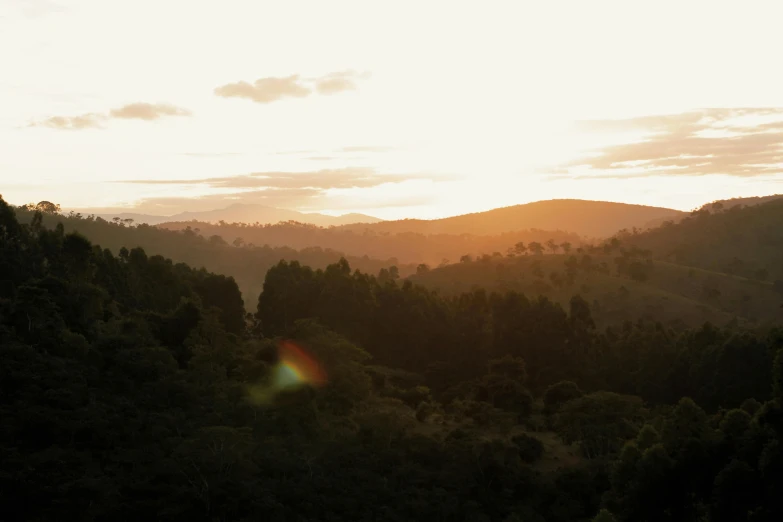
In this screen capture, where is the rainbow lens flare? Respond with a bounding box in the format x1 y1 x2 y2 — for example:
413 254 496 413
247 340 327 405
275 340 327 388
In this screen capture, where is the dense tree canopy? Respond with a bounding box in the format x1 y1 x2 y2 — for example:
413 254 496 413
2 194 782 521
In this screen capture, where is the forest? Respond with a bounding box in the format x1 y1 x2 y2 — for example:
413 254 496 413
2 194 783 521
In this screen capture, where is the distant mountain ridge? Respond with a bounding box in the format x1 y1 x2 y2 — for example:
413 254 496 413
337 199 685 239
71 203 383 227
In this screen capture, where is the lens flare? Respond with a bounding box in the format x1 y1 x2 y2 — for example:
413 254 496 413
247 340 327 405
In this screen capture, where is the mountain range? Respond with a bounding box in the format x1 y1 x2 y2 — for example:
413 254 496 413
154 199 687 266
17 194 783 329
73 203 383 227
77 196 782 241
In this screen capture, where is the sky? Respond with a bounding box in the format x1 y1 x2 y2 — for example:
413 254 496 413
2 0 783 220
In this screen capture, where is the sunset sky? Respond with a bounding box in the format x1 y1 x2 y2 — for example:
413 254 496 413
2 0 783 219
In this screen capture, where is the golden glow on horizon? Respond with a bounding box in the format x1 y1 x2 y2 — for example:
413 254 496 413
2 0 783 219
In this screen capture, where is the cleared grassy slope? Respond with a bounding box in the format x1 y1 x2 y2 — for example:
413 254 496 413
621 198 783 281
409 254 782 328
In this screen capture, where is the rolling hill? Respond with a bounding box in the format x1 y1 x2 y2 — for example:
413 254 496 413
409 200 783 328
157 219 584 266
18 196 783 328
337 199 685 238
620 198 783 281
409 253 783 329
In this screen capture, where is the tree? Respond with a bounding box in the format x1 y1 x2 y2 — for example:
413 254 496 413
543 381 583 412
511 433 544 463
388 265 400 280
546 239 559 254
635 424 660 451
661 397 710 451
171 426 259 517
555 392 646 459
208 234 227 246
514 242 527 256
287 319 372 414
35 200 60 214
416 263 430 275
528 242 544 256
719 409 751 443
474 373 534 418
569 295 595 330
560 241 572 254
488 355 527 382
232 237 245 248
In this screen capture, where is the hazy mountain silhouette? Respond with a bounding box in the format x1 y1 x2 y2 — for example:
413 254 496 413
158 219 582 266
337 199 685 238
82 203 382 226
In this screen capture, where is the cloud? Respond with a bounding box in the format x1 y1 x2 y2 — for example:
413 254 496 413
314 70 362 95
557 108 783 179
130 188 323 214
29 101 192 131
116 167 427 190
214 71 367 104
214 75 311 103
28 113 107 130
109 102 191 120
90 168 442 215
113 185 432 216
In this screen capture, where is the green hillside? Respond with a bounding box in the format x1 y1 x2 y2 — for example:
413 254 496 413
409 253 782 328
620 198 783 281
